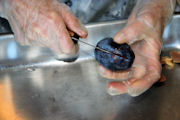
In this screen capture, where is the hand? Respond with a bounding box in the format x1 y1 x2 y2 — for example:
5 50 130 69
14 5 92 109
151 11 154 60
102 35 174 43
1 0 87 57
98 9 163 97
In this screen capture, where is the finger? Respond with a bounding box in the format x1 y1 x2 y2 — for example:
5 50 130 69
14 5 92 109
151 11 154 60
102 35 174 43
58 4 88 38
126 12 137 25
113 20 145 44
98 65 133 80
107 81 127 95
130 48 147 79
132 64 146 79
107 68 160 97
107 75 158 97
47 11 77 54
127 71 160 96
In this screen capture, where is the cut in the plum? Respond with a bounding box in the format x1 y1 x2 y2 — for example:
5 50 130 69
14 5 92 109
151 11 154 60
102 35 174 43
94 37 135 71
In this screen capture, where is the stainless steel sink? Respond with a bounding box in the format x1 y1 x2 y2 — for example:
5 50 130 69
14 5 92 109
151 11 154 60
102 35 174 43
0 15 179 120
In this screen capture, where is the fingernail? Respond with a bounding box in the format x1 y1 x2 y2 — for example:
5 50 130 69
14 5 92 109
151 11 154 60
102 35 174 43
107 86 125 96
79 25 88 38
128 89 143 97
128 38 136 45
80 24 87 32
128 87 148 97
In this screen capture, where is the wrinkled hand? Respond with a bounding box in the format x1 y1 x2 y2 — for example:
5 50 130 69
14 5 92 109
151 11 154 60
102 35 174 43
98 10 163 96
2 0 87 57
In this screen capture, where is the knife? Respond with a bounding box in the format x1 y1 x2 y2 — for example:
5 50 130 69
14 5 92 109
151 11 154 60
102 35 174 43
71 37 127 59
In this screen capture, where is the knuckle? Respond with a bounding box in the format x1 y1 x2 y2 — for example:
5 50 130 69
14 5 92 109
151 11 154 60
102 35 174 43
46 11 60 25
138 13 155 28
71 17 79 24
60 3 71 10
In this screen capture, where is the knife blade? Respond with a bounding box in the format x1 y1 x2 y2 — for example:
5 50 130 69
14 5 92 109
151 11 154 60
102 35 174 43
71 37 128 59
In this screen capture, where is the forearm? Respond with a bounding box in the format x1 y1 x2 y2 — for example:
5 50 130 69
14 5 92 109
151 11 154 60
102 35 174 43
129 0 176 29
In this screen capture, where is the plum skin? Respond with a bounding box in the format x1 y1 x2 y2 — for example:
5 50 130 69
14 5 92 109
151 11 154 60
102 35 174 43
94 37 135 71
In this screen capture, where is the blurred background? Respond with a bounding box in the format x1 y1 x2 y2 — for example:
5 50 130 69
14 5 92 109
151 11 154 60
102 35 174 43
0 0 180 34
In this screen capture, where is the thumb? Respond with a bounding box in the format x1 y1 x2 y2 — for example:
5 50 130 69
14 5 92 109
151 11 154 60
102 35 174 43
114 20 143 44
58 4 88 38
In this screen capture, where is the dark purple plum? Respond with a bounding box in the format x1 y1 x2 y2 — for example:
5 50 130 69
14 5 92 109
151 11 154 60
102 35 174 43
94 37 135 71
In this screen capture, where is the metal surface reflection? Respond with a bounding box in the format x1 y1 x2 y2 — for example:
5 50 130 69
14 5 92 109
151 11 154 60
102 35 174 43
6 41 18 59
0 15 179 120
